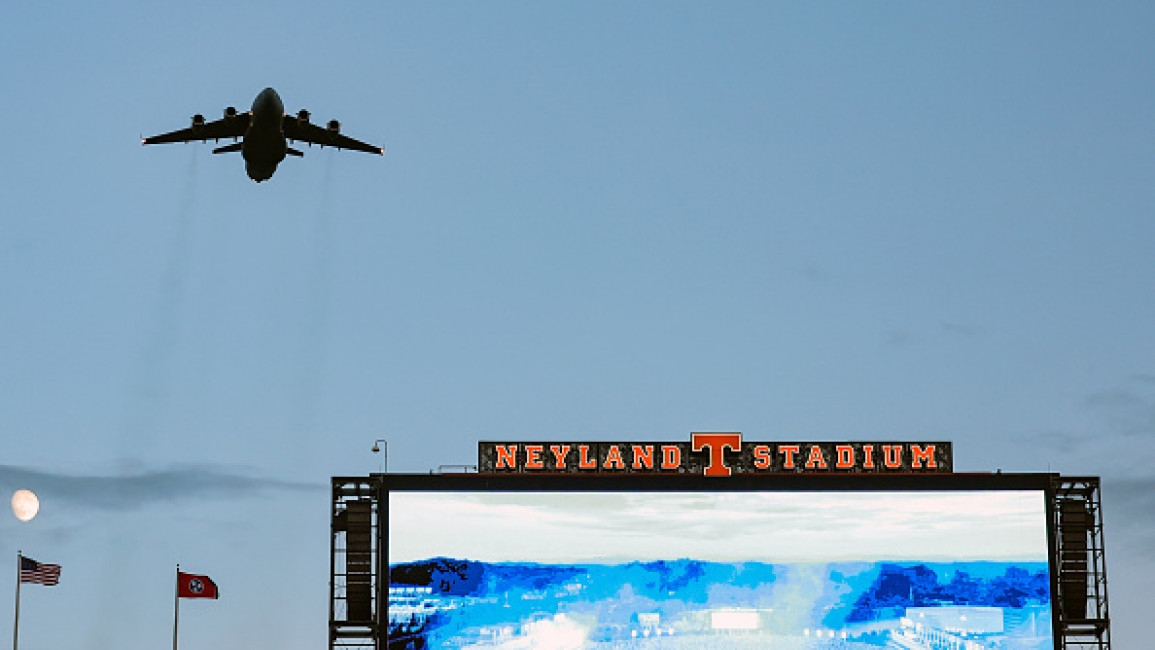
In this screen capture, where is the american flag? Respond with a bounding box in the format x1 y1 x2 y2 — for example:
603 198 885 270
19 556 61 586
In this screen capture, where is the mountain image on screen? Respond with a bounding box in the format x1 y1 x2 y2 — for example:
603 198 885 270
386 558 1052 648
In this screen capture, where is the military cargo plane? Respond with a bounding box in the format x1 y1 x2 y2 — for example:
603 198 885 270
143 87 383 182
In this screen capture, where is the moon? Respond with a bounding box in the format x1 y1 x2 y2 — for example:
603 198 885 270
11 490 39 522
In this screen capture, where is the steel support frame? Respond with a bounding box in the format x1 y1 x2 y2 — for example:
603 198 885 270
1053 476 1111 649
330 477 385 650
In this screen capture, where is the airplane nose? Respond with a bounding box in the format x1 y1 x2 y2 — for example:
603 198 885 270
252 87 280 112
248 88 284 127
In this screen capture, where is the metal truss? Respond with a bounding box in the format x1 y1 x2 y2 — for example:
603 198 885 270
1054 476 1111 649
330 477 382 650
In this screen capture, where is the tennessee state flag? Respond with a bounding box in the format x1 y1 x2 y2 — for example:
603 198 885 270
177 571 219 599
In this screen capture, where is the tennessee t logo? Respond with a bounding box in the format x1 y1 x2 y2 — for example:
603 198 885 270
692 433 742 476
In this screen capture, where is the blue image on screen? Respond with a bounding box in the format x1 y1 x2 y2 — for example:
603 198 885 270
387 558 1051 648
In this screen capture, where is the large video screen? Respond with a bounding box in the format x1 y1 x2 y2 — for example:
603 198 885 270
385 477 1054 649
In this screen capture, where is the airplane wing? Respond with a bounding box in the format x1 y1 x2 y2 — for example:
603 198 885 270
143 112 251 145
282 115 383 154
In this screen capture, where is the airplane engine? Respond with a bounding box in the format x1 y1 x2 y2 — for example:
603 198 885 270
191 114 206 131
224 106 238 119
297 109 310 123
327 119 340 133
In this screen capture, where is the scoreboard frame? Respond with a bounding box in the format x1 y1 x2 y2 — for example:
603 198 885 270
328 470 1110 649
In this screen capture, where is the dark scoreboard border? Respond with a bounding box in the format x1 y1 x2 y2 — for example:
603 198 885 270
373 470 1060 647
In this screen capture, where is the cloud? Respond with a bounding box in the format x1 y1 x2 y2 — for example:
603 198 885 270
881 321 979 349
1086 375 1155 438
883 328 915 348
1016 375 1155 472
1102 476 1155 526
0 463 322 512
938 321 979 337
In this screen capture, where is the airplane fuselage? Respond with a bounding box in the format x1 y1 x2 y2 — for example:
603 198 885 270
242 87 289 182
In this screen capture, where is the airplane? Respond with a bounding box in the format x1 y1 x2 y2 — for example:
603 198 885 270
143 87 383 182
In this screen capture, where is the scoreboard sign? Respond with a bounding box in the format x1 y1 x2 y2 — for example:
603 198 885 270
478 434 952 475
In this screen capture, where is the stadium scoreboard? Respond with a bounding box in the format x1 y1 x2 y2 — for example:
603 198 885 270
329 433 1111 650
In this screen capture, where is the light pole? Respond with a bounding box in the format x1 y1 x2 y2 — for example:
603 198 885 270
371 439 388 473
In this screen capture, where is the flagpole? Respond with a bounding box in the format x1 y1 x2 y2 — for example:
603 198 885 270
12 551 21 650
172 564 179 650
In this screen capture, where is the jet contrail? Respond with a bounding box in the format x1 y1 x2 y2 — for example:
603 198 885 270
292 150 336 466
121 147 198 458
93 148 198 648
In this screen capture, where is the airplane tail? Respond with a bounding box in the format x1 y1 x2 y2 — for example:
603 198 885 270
212 142 243 154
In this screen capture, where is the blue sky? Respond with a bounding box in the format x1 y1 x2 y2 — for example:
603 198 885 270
1 1 1152 647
